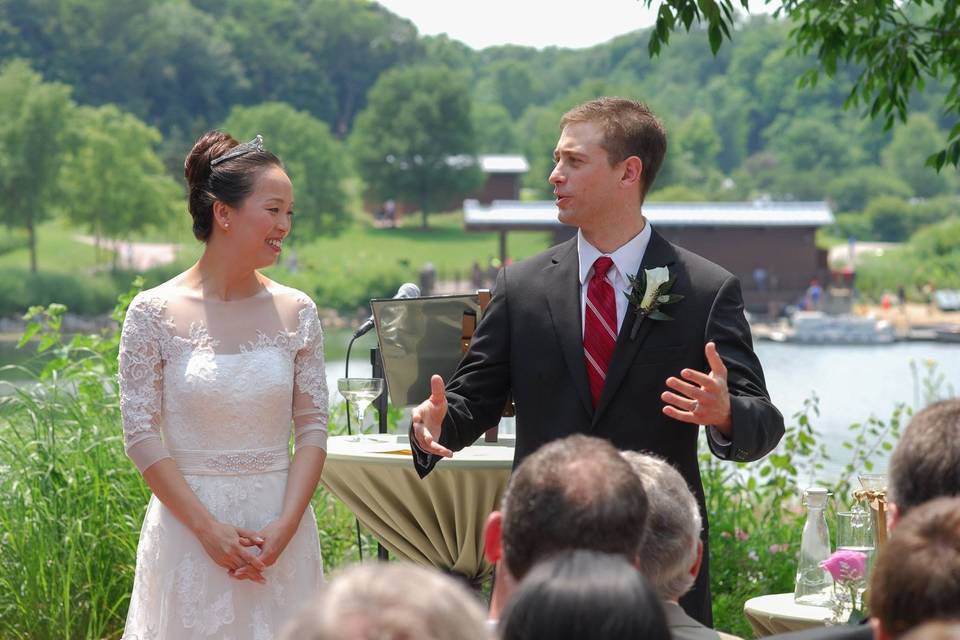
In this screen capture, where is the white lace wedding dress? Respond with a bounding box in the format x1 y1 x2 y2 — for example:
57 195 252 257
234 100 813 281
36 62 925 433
118 281 328 640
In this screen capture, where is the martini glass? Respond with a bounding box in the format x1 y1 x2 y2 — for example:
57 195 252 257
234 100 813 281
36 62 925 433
337 378 384 440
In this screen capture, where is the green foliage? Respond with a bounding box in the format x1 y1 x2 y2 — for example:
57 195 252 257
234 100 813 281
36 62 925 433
223 102 351 239
472 102 520 154
864 196 913 242
0 269 118 316
60 104 181 261
350 65 482 228
0 59 76 272
882 115 956 198
826 168 913 214
705 394 906 635
642 0 960 170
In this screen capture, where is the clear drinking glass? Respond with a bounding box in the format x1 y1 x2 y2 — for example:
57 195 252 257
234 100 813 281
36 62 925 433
834 509 874 610
337 378 384 440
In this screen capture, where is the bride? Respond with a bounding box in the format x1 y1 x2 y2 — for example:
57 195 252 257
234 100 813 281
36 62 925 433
119 131 327 638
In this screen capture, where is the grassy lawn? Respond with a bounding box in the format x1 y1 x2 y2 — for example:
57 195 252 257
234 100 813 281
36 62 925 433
0 219 106 274
280 211 553 280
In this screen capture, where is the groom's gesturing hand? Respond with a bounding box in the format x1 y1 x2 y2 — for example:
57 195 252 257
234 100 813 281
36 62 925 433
660 341 733 436
411 374 453 458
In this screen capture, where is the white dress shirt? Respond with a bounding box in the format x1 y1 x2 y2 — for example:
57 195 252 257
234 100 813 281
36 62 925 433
577 222 652 336
576 223 731 446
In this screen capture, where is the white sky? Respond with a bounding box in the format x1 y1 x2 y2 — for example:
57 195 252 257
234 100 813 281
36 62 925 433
375 0 661 50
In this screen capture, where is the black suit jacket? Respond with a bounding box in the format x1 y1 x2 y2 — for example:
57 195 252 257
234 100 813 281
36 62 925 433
413 229 785 624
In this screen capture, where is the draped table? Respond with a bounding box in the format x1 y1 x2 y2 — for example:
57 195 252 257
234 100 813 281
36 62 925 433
321 433 514 584
743 593 833 636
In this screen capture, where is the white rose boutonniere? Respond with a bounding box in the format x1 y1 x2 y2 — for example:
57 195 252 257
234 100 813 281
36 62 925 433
626 266 684 339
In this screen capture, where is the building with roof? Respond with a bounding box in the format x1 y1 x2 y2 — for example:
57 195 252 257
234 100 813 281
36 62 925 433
463 199 835 316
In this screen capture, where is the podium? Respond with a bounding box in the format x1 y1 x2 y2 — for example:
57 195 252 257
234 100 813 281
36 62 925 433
321 290 515 580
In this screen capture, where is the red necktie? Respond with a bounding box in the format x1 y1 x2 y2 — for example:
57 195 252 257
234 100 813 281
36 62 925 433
584 257 618 407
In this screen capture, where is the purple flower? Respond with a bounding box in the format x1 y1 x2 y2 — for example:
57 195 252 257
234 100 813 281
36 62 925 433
768 543 790 554
735 529 750 541
820 550 868 583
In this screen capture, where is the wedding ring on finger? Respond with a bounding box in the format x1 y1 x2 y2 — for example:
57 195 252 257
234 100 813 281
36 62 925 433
690 399 699 412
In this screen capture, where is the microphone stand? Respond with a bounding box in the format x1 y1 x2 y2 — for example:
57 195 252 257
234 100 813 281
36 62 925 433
370 347 390 561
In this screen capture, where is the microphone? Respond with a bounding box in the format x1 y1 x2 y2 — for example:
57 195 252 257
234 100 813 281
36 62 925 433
353 282 421 338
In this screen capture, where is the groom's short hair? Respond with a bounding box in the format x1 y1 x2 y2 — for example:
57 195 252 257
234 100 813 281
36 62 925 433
888 398 960 515
560 97 667 201
500 434 649 580
869 496 960 638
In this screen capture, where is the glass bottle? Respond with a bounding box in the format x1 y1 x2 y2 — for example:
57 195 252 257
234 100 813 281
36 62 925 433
794 487 833 606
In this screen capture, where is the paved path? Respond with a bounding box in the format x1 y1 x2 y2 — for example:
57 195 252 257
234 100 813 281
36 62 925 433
74 235 180 271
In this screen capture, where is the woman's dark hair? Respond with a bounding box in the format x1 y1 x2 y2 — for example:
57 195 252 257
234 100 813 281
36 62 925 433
499 549 670 640
183 130 283 241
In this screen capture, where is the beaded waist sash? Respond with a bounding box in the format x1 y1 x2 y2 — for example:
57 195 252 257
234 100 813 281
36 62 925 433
171 444 290 476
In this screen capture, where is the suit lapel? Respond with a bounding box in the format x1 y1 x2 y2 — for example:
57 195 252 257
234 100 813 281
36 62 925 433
544 239 594 418
591 228 677 427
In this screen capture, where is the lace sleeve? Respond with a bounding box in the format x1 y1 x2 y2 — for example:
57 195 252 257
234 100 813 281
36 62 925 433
292 299 328 451
118 294 171 473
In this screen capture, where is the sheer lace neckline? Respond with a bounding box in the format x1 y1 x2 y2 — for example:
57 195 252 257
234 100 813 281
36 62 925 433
170 282 275 304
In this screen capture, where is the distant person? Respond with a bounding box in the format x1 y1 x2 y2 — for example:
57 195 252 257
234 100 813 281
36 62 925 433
119 131 329 638
482 435 649 623
383 198 397 227
499 550 670 640
410 96 784 626
806 279 823 310
753 267 767 292
278 562 490 640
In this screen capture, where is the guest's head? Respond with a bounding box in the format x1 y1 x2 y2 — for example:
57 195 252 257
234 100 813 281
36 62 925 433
184 130 292 268
869 496 960 640
484 435 648 582
900 621 960 640
499 549 670 640
278 562 490 640
622 451 703 602
888 399 960 525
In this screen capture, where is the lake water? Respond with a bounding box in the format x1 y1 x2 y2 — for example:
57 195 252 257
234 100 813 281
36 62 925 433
5 334 958 482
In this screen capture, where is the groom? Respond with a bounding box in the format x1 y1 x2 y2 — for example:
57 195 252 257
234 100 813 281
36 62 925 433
410 97 784 626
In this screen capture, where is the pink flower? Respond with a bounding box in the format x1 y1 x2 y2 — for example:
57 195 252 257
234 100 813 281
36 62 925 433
768 543 790 554
820 550 868 582
735 529 750 541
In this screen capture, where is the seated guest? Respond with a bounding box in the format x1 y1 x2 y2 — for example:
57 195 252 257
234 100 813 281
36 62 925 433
623 451 741 640
869 496 960 640
769 398 960 640
278 562 490 640
901 621 960 640
482 434 649 622
499 549 671 640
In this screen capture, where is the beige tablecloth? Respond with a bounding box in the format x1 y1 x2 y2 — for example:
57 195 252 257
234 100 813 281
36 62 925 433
744 593 833 637
321 434 514 583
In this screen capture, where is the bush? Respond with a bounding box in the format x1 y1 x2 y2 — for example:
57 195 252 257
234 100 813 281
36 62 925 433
0 269 118 316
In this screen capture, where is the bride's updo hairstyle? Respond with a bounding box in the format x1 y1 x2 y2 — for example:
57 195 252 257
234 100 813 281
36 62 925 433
184 130 283 241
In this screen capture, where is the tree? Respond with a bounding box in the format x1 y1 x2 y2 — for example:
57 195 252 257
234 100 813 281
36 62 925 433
0 59 75 272
882 115 955 199
350 65 482 229
826 168 913 213
59 105 181 268
865 196 913 242
641 0 960 170
222 102 351 239
472 102 520 154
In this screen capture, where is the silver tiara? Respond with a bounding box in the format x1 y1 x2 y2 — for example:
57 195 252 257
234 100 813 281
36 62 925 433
210 134 265 166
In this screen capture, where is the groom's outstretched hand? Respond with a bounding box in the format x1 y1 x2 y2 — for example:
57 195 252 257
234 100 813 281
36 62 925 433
411 374 453 458
661 341 733 436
